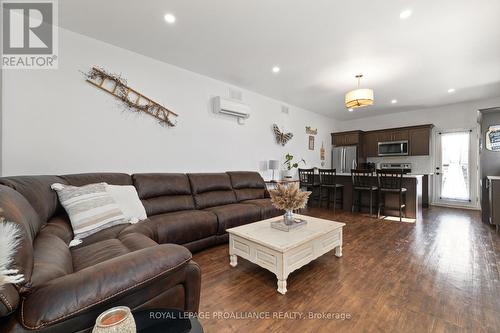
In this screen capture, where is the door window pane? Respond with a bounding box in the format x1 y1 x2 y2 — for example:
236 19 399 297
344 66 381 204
440 132 470 201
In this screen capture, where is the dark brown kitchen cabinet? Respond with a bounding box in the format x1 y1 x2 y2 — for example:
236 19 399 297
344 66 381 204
363 132 379 157
332 131 362 147
332 124 433 158
378 129 409 142
488 177 500 231
392 129 409 141
409 126 432 156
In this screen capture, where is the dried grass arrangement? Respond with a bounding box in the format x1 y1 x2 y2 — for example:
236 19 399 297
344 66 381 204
269 183 311 211
0 215 24 287
83 66 177 127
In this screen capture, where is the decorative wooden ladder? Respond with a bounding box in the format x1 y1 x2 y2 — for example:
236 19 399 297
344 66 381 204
85 66 178 126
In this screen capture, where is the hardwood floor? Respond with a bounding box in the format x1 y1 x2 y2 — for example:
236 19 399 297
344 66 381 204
193 207 500 333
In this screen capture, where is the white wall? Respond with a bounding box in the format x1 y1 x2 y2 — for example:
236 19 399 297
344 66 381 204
1 28 337 178
336 97 500 208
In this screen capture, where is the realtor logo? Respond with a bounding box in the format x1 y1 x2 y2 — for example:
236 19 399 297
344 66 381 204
2 0 58 69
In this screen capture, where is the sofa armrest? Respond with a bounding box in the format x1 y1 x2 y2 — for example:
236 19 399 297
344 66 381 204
21 244 193 330
0 284 19 317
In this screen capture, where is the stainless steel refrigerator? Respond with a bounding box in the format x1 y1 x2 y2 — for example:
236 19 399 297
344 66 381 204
332 146 358 173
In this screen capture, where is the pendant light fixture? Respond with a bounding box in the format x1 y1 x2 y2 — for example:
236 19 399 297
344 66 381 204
345 74 374 110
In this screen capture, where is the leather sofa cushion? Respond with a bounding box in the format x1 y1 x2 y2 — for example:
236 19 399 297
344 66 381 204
40 216 73 245
133 173 191 198
60 173 132 186
242 198 283 220
133 173 195 215
188 173 236 209
31 229 73 288
0 175 65 224
71 233 158 271
205 203 261 234
227 171 267 201
71 223 129 248
121 210 218 245
20 243 192 330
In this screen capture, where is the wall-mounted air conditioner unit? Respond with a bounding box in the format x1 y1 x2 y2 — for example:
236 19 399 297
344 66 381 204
213 96 250 125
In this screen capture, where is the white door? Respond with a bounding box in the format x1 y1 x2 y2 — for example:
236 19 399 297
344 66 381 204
434 130 472 206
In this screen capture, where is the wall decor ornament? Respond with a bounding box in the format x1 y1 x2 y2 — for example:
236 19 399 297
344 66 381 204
486 125 500 151
305 126 318 135
308 136 315 150
320 142 325 160
83 66 178 127
273 124 293 146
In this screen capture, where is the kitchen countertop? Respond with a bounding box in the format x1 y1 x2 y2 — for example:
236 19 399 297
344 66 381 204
336 172 424 178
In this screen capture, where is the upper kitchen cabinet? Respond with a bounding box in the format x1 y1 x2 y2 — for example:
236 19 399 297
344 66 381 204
363 131 379 157
333 124 433 158
332 130 363 146
409 125 433 156
378 129 409 142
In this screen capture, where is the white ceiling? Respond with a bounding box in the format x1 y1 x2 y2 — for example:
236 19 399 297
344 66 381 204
60 0 500 120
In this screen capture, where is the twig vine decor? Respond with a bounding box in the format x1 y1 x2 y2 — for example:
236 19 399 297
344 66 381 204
83 66 177 127
305 126 318 135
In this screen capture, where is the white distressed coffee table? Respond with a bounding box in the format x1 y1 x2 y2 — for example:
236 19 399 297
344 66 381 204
227 214 345 294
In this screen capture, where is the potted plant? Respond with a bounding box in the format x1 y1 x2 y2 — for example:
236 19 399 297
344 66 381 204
282 153 306 179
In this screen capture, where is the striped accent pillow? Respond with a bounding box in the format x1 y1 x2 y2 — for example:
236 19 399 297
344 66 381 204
51 182 130 240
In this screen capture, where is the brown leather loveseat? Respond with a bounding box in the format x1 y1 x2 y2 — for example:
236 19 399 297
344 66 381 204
0 171 280 332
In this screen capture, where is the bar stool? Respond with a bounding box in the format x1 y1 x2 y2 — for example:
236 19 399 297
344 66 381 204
351 169 378 216
377 169 407 222
298 168 319 206
318 169 344 214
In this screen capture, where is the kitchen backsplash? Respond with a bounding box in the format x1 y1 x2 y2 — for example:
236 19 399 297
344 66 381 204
367 156 433 174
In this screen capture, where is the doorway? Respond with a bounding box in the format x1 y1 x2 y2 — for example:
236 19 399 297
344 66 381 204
435 130 472 206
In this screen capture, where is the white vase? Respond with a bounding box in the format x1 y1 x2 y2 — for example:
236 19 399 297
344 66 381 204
283 169 295 180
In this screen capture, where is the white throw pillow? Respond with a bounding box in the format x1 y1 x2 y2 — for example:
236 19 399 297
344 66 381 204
51 182 130 245
105 185 147 223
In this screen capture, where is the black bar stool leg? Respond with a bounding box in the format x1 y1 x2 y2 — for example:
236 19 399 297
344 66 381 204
333 188 337 215
340 187 344 212
351 189 355 213
319 187 323 208
358 191 362 213
399 192 402 222
377 192 382 219
369 189 373 217
327 188 331 209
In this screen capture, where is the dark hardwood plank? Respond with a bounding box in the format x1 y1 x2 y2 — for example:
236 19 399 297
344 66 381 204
193 207 500 332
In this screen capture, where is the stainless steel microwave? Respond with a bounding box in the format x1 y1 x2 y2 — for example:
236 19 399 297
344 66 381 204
378 140 409 156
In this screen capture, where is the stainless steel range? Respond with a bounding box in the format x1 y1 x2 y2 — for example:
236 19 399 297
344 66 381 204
379 163 412 174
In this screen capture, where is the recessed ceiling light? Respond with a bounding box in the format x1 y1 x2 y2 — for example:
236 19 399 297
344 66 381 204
391 99 398 104
348 108 354 112
447 88 456 93
272 66 280 73
400 9 412 19
164 13 176 24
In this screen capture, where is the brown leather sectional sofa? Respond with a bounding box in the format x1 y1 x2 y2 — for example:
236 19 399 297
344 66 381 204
0 171 281 333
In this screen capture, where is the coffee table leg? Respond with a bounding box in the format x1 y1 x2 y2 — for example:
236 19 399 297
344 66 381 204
277 279 287 295
230 254 238 267
335 245 342 257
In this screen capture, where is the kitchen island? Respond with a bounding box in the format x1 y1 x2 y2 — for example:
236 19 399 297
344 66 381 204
333 173 423 221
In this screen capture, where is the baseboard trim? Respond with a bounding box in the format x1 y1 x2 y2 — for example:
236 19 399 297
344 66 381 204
430 203 481 211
